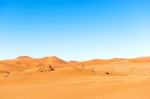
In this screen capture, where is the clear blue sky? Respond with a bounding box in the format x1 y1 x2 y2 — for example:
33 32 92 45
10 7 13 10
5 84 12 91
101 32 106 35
0 0 150 60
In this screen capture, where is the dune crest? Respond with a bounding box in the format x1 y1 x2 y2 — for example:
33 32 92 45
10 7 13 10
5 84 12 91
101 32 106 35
41 56 66 64
16 56 33 60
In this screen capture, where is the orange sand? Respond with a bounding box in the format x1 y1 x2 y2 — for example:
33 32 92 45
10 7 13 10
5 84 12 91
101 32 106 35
0 56 150 99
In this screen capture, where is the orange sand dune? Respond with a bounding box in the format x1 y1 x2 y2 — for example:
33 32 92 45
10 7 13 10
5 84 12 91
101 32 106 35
0 56 150 99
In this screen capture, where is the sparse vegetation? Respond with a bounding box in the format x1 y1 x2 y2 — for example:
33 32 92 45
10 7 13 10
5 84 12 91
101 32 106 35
105 72 110 75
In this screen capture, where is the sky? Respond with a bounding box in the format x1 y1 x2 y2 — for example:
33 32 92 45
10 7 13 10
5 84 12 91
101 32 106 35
0 0 150 60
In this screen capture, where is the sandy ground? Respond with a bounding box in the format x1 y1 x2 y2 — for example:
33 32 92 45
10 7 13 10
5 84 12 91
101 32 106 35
0 57 150 99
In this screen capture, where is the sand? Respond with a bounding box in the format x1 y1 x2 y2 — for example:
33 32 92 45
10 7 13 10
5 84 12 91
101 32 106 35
0 56 150 99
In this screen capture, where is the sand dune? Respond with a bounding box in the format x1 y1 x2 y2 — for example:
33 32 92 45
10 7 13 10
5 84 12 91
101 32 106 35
0 56 150 99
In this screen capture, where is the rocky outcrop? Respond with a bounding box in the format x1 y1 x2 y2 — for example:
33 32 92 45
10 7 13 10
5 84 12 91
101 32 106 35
0 70 10 77
37 64 55 72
